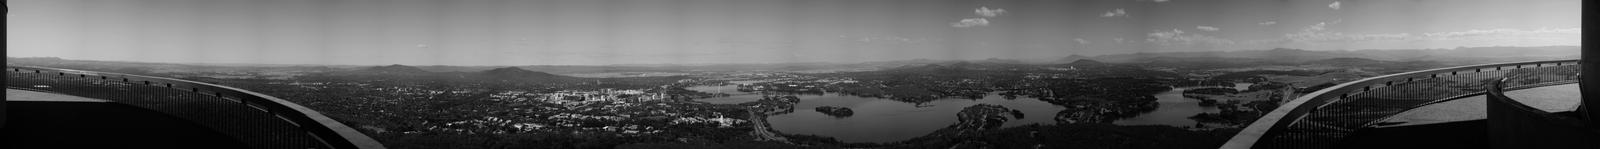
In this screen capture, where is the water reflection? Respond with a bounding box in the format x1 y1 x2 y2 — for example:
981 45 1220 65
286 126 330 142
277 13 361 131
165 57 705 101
684 82 1251 142
686 85 1061 143
765 93 1062 143
686 84 767 104
1111 83 1251 127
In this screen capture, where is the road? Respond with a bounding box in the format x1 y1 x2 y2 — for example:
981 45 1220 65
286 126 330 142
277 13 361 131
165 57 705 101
747 109 792 143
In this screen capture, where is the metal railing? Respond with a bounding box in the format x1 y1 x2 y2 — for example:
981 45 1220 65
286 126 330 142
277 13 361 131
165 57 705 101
1222 60 1581 149
6 66 386 149
1486 66 1599 149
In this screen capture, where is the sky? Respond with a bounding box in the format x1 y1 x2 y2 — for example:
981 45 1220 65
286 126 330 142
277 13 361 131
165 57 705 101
6 0 1583 66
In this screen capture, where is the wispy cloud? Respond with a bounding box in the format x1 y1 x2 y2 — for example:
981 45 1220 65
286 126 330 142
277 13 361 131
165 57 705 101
1421 28 1581 39
1137 21 1580 49
1101 9 1127 18
1285 22 1407 42
952 6 1005 28
1278 21 1581 47
1153 0 1170 2
1146 29 1235 45
951 18 990 28
1285 22 1340 41
1258 21 1277 26
845 35 921 43
975 7 1006 17
1196 26 1220 31
1148 29 1184 40
1329 1 1341 10
1075 38 1091 44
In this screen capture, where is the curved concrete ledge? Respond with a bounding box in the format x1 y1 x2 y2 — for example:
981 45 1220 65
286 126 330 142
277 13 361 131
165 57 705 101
7 88 110 102
1377 84 1580 128
6 66 386 149
1485 77 1600 149
6 100 251 149
1222 59 1580 149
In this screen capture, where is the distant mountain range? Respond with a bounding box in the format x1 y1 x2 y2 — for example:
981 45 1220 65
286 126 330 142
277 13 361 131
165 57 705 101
361 64 433 74
1055 55 1095 64
1081 46 1579 65
7 46 1579 75
1063 59 1108 67
319 64 580 83
479 67 567 81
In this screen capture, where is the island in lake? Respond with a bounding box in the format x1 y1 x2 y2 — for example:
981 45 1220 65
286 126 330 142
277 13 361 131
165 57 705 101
815 106 854 117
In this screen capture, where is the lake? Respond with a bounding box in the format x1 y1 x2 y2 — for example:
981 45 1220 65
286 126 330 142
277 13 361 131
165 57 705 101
684 82 1251 143
1111 83 1251 127
684 84 767 104
764 93 1063 143
688 84 1062 143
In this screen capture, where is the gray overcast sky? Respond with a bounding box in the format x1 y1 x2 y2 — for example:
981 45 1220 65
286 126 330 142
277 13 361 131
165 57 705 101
6 0 1582 66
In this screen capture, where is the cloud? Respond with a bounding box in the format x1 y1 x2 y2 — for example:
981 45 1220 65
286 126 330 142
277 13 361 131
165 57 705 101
1421 28 1581 39
975 7 1006 17
1177 22 1583 49
1075 38 1091 44
1197 26 1220 31
1259 21 1277 26
1101 9 1127 18
416 44 430 48
1329 1 1341 10
1114 38 1126 43
1415 28 1582 46
1280 21 1580 45
952 6 1005 28
1285 21 1410 42
1146 29 1236 45
951 18 991 28
1153 0 1170 2
848 35 920 43
1149 29 1184 39
1284 22 1339 41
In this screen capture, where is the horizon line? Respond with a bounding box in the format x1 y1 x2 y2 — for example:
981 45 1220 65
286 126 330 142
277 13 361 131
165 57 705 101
6 45 1580 67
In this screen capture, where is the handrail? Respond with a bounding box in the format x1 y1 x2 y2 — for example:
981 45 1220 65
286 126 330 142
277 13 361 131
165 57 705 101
6 65 386 149
1222 59 1580 149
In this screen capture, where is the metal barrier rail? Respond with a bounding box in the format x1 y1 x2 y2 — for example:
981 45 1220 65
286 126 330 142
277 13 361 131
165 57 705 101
1222 60 1580 149
6 66 385 149
1486 67 1598 149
